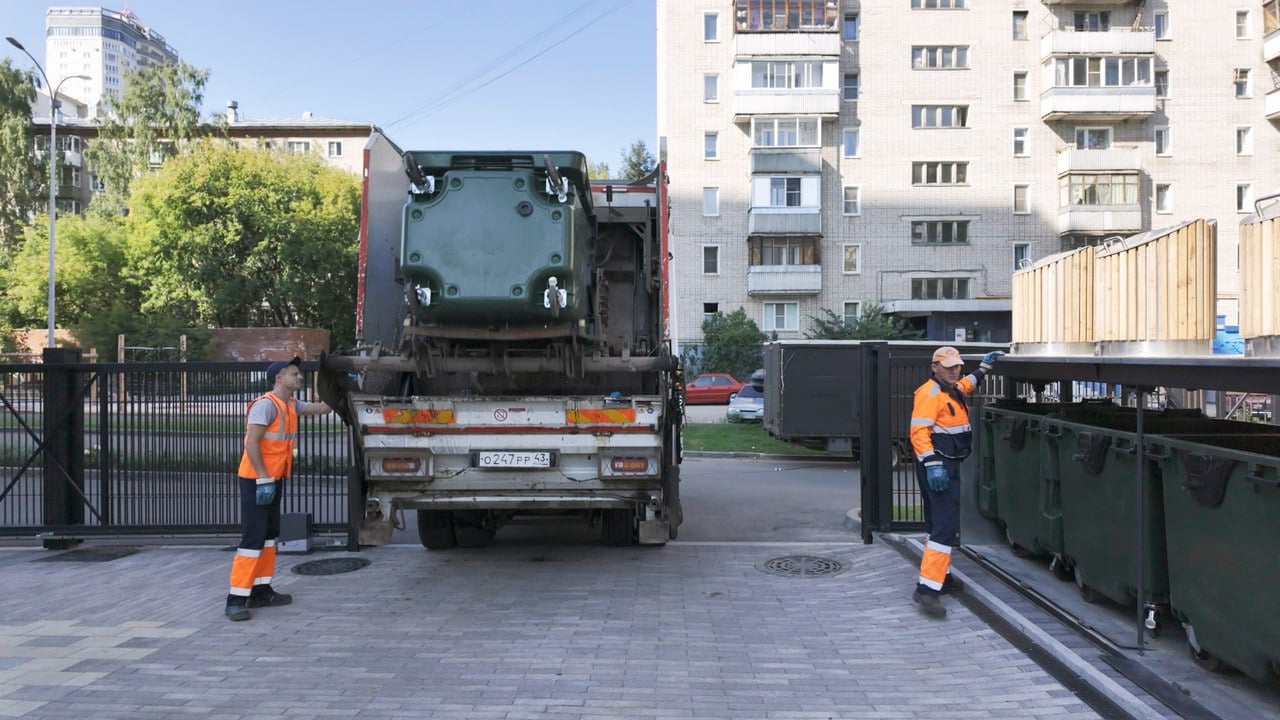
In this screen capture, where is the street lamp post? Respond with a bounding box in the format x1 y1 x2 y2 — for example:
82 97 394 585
7 36 88 348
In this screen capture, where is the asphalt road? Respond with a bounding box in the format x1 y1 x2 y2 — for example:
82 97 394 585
389 455 860 546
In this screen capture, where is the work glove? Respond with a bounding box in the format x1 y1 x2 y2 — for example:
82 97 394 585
255 479 277 506
980 351 1005 371
925 463 949 493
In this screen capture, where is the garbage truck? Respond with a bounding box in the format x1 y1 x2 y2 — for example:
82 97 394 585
320 131 682 548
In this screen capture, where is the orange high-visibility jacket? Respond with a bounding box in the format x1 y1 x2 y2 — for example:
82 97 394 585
909 373 981 463
237 393 298 480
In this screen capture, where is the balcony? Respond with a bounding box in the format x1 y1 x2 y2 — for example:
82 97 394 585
1056 146 1142 174
733 89 840 119
735 32 840 58
747 265 822 296
748 207 821 235
751 147 822 174
62 150 82 167
1057 205 1142 235
1266 28 1280 63
1041 85 1157 121
1268 87 1280 121
1040 0 1137 4
1041 28 1155 59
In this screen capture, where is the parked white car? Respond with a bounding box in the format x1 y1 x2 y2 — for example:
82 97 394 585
726 384 764 422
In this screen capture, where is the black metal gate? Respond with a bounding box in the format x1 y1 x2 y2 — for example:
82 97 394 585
0 349 351 545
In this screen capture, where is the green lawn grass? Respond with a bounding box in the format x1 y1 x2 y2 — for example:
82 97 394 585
682 422 841 457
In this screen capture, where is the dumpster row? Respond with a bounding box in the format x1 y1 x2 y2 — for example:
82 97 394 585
978 400 1280 683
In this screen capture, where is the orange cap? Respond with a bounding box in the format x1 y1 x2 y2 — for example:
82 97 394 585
932 346 963 367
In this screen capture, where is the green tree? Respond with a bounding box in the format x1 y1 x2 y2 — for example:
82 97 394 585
85 60 209 212
618 139 656 181
698 308 767 381
0 59 44 251
125 141 361 346
804 303 921 340
588 160 611 181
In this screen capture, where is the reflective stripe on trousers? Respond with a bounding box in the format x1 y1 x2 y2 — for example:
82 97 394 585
228 476 282 597
916 457 961 594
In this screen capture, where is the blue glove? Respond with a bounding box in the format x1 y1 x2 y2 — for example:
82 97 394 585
255 479 277 506
980 351 1005 370
925 463 949 493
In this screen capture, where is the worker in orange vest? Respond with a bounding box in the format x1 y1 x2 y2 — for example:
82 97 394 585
909 346 1002 618
225 357 332 621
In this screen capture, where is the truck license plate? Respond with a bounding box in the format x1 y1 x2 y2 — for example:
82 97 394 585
476 451 553 468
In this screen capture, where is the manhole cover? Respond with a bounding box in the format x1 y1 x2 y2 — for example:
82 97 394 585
291 557 370 576
756 555 846 578
35 547 140 563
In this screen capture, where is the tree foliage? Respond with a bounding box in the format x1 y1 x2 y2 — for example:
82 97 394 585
85 60 209 211
125 141 361 346
0 59 44 251
619 139 656 181
698 308 767 381
588 160 611 181
804 303 921 340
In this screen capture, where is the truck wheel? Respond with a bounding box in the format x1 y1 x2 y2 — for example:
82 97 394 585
416 511 456 550
452 511 496 548
602 509 634 546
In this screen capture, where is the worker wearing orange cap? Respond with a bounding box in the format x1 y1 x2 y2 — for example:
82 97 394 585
909 346 1003 618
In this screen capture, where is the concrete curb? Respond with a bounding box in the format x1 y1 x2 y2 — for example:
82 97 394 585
683 450 851 462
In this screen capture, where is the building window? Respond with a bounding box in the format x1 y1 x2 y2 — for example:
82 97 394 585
1155 127 1171 156
1051 56 1152 88
1267 1 1280 35
1237 183 1254 213
1155 183 1172 214
842 186 861 216
843 302 862 325
1234 69 1252 97
1237 126 1254 156
286 140 311 154
751 117 819 147
1013 127 1028 156
1060 174 1139 207
842 244 861 274
327 141 342 157
1074 11 1110 31
703 187 719 216
703 302 719 325
1236 10 1251 39
704 132 718 160
1075 127 1112 150
1154 12 1170 39
842 73 859 101
912 161 969 186
1155 70 1169 98
912 46 969 70
1013 71 1028 101
1013 243 1030 270
843 13 858 41
1012 11 1028 40
911 277 971 300
763 302 799 332
751 60 824 89
842 129 860 158
750 236 819 266
90 175 105 192
911 220 970 245
704 12 719 42
1013 185 1030 214
912 0 965 8
54 199 80 216
912 105 968 129
752 176 819 208
704 74 719 102
734 0 840 32
770 177 802 206
702 245 720 274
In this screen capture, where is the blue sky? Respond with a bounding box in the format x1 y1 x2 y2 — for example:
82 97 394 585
0 0 657 172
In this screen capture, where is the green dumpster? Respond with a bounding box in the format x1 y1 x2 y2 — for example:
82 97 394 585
980 404 1064 558
1147 433 1280 682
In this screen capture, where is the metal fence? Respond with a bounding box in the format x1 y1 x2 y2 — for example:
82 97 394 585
0 351 352 544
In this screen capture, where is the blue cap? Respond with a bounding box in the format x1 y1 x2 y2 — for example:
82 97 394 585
265 356 302 384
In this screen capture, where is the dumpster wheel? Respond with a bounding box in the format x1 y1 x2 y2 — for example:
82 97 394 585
1189 641 1224 673
1074 568 1102 603
1049 555 1073 582
1005 528 1033 558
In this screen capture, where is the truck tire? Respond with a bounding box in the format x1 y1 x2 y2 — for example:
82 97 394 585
416 510 456 550
452 511 496 548
602 509 635 546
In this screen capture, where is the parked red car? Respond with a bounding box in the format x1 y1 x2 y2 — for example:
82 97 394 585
683 373 744 404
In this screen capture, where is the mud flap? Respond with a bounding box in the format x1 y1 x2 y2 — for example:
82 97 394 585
638 519 670 544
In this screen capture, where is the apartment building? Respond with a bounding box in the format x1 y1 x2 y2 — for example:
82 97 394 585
657 1 1280 347
45 6 179 118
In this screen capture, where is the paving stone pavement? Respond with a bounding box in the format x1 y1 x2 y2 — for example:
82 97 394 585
0 541 1101 720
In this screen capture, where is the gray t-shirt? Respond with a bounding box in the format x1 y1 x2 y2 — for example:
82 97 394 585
247 395 311 427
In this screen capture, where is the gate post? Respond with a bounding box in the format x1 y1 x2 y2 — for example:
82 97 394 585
42 347 84 550
858 342 889 543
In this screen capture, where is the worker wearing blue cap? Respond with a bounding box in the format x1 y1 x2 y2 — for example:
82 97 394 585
224 356 332 621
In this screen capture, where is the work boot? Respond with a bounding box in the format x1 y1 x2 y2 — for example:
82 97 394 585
224 596 250 622
246 585 293 608
913 588 947 618
943 574 965 593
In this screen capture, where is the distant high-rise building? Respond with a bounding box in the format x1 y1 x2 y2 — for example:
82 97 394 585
45 6 179 117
